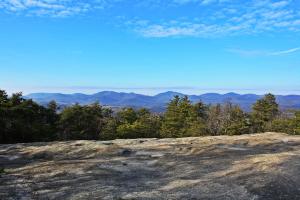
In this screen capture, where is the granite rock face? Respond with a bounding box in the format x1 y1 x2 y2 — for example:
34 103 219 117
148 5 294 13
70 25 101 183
0 132 300 200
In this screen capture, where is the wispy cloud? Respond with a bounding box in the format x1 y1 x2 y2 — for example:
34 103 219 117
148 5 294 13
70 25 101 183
129 0 300 37
227 49 269 57
134 21 249 38
269 47 300 55
0 0 98 17
227 47 300 56
1 0 300 37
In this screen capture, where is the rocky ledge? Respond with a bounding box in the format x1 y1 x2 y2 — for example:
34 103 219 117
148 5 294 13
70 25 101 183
0 132 299 200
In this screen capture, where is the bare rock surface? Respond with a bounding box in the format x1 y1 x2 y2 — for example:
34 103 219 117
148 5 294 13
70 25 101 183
0 132 300 200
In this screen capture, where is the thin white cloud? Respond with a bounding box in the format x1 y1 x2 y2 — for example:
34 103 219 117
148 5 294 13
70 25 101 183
1 0 300 37
269 47 300 55
227 49 269 57
0 0 98 17
129 0 300 37
228 47 300 56
271 0 290 8
172 0 226 5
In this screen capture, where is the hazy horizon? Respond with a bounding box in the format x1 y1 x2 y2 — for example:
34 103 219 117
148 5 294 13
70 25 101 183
10 87 300 96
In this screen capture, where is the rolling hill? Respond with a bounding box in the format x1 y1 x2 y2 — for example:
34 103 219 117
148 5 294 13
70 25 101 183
25 91 300 111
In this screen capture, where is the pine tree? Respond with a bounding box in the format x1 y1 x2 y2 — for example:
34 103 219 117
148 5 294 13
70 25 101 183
160 95 182 138
251 93 279 132
161 96 207 138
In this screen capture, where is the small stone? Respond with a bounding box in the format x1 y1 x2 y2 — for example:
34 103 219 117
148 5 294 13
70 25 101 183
120 149 132 156
102 141 114 145
150 153 164 158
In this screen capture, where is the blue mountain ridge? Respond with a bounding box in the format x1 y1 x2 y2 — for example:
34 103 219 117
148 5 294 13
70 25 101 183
25 91 300 112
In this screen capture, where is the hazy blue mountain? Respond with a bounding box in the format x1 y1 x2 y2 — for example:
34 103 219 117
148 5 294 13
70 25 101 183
25 91 300 112
152 91 185 104
90 91 152 106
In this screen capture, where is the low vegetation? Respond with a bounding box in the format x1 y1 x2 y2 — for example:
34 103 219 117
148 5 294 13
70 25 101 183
0 89 299 144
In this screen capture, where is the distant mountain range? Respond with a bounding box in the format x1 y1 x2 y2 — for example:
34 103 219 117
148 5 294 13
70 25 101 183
25 91 300 112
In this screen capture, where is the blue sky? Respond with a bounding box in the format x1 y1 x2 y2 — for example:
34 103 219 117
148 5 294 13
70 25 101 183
0 0 300 95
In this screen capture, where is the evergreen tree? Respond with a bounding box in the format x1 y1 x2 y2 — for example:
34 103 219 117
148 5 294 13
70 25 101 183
48 100 58 112
101 117 118 140
251 93 279 132
160 95 185 138
0 90 58 143
0 90 9 142
182 101 207 137
161 96 207 138
0 90 8 105
293 111 300 135
116 108 161 139
117 108 138 124
59 103 104 140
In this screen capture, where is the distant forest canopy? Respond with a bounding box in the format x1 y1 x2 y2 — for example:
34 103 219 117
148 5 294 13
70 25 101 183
0 89 300 144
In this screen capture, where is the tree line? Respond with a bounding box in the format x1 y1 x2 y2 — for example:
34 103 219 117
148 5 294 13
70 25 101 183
0 89 299 144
